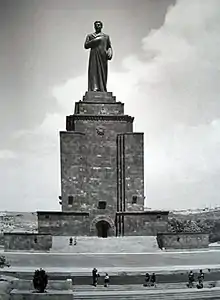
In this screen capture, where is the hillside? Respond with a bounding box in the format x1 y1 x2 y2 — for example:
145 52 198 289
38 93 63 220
169 208 220 243
0 212 38 233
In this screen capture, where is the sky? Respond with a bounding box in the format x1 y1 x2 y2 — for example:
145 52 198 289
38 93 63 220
0 0 220 211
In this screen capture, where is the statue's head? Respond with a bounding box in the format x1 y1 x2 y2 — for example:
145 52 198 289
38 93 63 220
94 21 103 33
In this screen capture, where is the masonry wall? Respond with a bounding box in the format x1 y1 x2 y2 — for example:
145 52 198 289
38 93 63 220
157 232 209 249
75 101 124 115
63 117 133 215
116 212 169 236
117 133 144 212
60 131 86 211
37 212 90 235
4 233 52 251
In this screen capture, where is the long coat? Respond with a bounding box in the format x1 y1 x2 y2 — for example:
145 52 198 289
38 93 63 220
84 32 112 92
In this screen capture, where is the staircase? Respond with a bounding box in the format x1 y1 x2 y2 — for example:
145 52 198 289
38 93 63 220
51 236 159 253
73 286 220 300
7 278 220 300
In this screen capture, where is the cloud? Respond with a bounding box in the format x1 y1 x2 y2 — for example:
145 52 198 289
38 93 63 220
0 150 17 160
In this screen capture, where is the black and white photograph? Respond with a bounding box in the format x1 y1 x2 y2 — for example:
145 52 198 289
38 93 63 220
0 0 220 298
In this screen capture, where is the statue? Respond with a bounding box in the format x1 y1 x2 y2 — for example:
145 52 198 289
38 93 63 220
84 21 113 92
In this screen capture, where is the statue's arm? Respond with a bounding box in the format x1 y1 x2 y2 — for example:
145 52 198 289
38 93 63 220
84 34 92 49
107 35 113 60
84 34 99 49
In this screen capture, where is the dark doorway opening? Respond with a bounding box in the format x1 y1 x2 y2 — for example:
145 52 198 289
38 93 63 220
96 220 111 238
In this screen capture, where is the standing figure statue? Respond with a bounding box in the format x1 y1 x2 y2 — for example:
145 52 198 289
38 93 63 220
84 21 113 92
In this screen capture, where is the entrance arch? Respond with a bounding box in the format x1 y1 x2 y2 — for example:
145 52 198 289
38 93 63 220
96 220 111 238
90 215 115 237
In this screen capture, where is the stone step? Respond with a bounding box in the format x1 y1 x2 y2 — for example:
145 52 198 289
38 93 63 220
51 236 159 253
73 281 219 291
73 288 220 300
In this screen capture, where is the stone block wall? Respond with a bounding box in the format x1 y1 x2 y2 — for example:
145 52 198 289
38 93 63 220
60 131 86 212
117 133 144 212
75 101 124 115
62 91 134 216
4 233 52 251
116 211 169 236
37 212 90 235
157 232 209 249
36 91 169 238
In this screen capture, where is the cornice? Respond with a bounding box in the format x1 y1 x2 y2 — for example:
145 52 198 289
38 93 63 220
67 114 134 122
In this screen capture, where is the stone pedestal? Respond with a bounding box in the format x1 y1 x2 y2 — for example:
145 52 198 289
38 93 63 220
36 91 169 238
10 290 72 300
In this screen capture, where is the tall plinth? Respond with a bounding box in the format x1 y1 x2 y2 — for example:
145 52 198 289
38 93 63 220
37 92 169 237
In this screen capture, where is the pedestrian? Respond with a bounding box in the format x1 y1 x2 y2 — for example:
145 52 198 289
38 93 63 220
69 237 73 246
198 269 204 283
150 273 156 287
187 270 194 288
104 273 110 287
92 268 100 286
143 273 150 287
74 237 77 245
197 269 204 289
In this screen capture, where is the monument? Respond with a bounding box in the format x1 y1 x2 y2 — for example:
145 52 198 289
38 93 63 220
84 20 113 92
36 21 169 238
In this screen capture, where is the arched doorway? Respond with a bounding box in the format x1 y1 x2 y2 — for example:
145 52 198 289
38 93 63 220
90 215 115 237
96 220 111 238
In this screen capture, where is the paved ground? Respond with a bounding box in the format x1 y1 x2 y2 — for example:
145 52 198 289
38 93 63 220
2 250 220 270
51 236 159 253
1 250 220 273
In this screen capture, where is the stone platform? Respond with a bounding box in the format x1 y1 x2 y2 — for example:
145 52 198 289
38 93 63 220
51 236 159 253
1 249 219 271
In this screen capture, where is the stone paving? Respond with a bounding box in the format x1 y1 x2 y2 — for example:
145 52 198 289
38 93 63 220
51 236 159 253
2 250 220 270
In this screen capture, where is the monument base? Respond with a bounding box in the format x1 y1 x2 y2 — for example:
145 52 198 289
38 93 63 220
10 289 72 300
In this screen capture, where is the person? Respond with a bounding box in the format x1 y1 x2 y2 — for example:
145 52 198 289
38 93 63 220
92 268 100 286
197 277 204 289
33 269 40 290
197 269 204 289
104 273 110 287
74 237 77 246
84 21 113 92
143 273 150 287
198 269 204 283
188 271 194 288
150 273 156 287
69 237 73 246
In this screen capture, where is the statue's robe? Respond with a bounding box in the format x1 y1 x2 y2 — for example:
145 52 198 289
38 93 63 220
84 33 112 92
